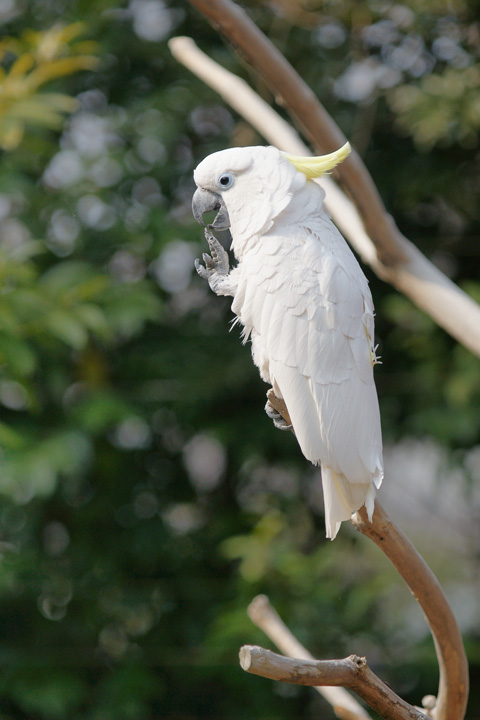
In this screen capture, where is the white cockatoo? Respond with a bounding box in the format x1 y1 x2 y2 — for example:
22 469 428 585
192 143 383 538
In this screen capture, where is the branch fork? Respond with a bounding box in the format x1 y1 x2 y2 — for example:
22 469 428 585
240 645 428 720
254 387 466 720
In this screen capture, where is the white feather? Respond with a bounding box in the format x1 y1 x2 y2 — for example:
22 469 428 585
193 145 384 538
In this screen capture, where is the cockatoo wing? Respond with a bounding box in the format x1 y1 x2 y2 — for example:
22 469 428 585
232 212 383 538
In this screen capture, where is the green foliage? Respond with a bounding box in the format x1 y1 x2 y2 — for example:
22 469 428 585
0 23 98 149
389 66 480 148
0 1 477 719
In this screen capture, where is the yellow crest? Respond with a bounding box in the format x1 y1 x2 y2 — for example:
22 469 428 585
284 141 351 179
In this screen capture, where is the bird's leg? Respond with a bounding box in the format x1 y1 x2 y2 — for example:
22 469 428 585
195 227 232 296
265 388 294 432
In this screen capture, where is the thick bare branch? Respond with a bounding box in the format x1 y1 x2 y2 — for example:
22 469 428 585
169 36 306 153
263 393 468 720
269 390 469 720
185 0 404 267
240 645 427 720
352 504 469 720
170 29 480 358
248 594 372 720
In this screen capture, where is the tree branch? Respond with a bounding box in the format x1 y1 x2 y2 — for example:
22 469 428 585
248 593 372 720
240 645 428 720
184 0 404 267
352 504 469 720
170 27 480 359
265 390 469 720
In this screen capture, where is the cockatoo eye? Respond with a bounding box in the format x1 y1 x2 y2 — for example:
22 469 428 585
217 173 234 189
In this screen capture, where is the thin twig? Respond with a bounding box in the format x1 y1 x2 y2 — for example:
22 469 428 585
170 31 480 359
248 594 372 720
240 645 428 720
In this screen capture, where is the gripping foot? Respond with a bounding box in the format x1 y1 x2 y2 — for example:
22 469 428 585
265 389 293 432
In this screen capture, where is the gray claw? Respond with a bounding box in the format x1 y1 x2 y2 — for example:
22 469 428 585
265 400 293 431
202 252 215 269
195 257 209 279
195 228 230 286
204 228 229 276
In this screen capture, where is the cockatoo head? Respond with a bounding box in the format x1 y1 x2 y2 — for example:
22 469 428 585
192 143 350 255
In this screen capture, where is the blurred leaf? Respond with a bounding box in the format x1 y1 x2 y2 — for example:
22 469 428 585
104 284 162 336
9 670 86 718
39 261 108 297
0 430 92 499
388 66 480 149
70 389 134 433
0 421 26 450
45 310 89 349
0 23 98 150
0 333 37 376
74 303 110 336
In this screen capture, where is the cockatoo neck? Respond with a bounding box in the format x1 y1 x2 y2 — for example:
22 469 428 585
228 169 326 259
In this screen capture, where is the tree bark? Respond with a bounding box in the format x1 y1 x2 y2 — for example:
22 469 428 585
240 645 428 720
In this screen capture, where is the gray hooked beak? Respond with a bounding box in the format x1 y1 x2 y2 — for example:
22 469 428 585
192 188 230 230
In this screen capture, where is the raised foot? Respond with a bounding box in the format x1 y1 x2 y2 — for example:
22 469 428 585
195 228 229 290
